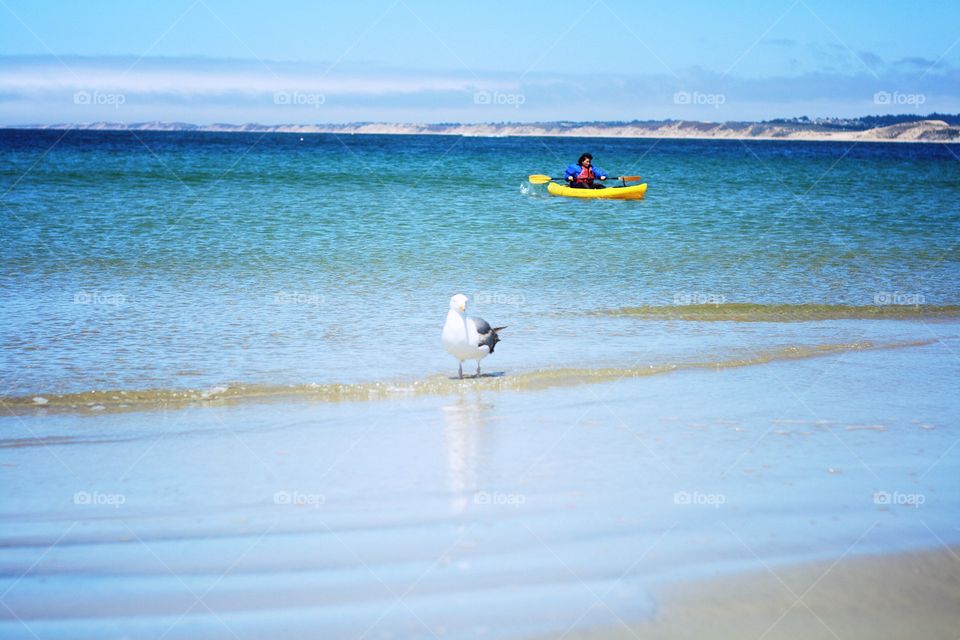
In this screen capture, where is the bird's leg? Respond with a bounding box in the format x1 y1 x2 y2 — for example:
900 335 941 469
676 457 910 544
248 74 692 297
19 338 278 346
476 361 481 378
458 362 463 379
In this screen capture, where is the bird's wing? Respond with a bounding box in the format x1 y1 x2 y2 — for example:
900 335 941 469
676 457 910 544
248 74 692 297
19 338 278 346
469 316 492 335
470 316 503 354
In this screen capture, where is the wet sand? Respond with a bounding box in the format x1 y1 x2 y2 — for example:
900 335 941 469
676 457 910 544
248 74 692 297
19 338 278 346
561 545 960 640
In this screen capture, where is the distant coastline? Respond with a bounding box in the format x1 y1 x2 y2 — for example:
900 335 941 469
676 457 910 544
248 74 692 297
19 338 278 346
7 116 960 142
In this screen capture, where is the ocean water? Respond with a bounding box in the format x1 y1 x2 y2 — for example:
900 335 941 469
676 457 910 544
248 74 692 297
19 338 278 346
2 130 959 398
1 130 959 639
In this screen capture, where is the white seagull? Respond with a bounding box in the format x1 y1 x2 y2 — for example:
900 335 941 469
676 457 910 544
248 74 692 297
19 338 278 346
441 294 506 379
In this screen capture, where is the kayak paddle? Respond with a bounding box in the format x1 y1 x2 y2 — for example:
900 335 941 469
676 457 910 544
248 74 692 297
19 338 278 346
528 174 559 184
528 174 642 184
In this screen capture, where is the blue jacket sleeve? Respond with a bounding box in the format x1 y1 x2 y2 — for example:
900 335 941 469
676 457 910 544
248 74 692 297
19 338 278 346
564 164 581 180
593 166 608 179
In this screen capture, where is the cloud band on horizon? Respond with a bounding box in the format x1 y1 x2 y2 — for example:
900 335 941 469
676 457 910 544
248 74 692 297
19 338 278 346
1 54 957 125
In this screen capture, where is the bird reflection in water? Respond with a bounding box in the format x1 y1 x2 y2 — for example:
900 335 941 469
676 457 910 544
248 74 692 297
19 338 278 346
441 392 494 514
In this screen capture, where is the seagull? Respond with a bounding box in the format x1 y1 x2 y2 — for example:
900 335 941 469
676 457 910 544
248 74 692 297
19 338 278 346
442 294 506 379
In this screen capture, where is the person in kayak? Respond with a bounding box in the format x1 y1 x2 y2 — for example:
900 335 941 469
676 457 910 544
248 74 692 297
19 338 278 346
565 153 608 189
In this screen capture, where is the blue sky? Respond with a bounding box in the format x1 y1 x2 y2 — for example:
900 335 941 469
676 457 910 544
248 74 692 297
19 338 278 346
1 0 958 124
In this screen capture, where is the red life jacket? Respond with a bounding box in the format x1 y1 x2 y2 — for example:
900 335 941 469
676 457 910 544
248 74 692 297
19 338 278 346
576 165 595 183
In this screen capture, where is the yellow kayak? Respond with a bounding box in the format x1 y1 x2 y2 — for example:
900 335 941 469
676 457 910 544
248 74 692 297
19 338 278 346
547 182 648 200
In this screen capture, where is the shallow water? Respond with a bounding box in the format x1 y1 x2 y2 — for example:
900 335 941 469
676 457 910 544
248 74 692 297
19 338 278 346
0 337 939 412
0 341 957 639
2 131 959 395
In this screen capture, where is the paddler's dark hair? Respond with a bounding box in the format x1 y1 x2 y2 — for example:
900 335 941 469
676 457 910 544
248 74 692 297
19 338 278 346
577 153 593 166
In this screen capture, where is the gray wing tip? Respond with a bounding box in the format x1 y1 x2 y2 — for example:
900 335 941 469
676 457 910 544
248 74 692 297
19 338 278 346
478 325 504 353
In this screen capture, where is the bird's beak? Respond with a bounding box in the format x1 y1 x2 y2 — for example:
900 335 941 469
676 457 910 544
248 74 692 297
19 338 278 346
458 304 466 312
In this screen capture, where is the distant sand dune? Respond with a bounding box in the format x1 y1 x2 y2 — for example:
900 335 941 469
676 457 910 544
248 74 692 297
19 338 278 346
19 119 960 142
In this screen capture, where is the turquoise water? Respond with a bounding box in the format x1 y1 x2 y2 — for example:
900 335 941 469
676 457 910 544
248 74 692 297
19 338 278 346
2 130 959 396
1 131 959 639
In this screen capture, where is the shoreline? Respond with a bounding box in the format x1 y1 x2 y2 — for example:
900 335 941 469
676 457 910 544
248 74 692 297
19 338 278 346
5 118 959 143
1 338 936 415
554 545 960 640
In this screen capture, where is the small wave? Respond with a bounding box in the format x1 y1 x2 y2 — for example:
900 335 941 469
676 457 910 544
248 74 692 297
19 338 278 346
0 339 934 415
0 435 129 449
594 304 960 322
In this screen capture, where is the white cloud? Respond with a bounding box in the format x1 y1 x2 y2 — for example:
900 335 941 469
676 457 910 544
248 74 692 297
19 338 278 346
0 55 957 125
0 56 500 95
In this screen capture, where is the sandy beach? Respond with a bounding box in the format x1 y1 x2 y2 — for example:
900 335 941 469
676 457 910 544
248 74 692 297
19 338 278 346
556 545 960 640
